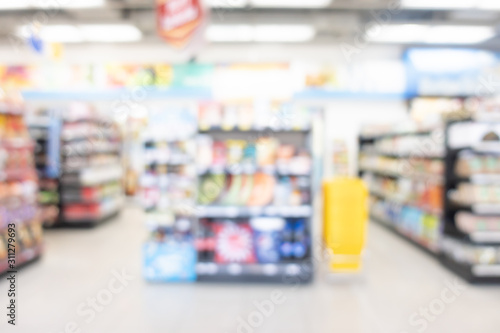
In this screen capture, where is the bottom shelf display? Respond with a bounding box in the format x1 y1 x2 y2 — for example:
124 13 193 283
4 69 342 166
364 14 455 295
0 220 44 275
196 262 313 283
142 216 314 283
440 236 500 283
370 196 441 254
370 215 439 256
197 218 311 264
60 197 122 226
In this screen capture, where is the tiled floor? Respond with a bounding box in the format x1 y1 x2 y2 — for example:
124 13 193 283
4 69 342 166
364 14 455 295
2 206 500 333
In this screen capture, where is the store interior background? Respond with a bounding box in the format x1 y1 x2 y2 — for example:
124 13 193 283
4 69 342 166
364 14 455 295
2 1 500 332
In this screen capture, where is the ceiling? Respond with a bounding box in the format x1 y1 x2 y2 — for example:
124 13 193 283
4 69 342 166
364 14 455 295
0 0 500 49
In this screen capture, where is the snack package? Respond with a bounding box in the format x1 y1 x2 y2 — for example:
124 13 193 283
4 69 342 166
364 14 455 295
196 135 213 171
226 140 246 165
280 221 294 260
256 138 278 166
251 218 285 263
214 222 255 264
199 102 222 131
212 141 227 167
198 175 226 205
247 173 276 206
238 105 254 131
222 105 238 131
292 219 308 259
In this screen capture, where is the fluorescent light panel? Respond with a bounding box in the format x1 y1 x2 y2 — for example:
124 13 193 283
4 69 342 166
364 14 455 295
253 25 316 42
403 0 500 10
425 26 495 44
40 25 84 43
80 24 142 42
17 24 142 43
206 24 316 42
0 0 104 10
206 0 247 7
367 24 429 43
250 0 331 8
367 24 495 45
206 25 253 42
206 0 331 8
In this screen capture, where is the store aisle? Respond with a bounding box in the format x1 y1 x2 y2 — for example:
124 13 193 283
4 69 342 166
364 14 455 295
2 206 500 333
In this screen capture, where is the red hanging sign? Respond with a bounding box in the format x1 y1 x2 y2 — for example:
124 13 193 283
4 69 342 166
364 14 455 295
156 0 205 49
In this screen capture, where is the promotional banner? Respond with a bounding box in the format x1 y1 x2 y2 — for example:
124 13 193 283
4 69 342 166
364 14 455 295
156 0 206 49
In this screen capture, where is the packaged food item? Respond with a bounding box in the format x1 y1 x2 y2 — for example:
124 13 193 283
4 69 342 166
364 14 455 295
274 177 292 206
221 175 243 205
198 175 226 205
212 141 227 167
251 218 285 263
238 175 254 205
196 135 213 170
256 137 278 166
222 105 238 131
247 173 276 206
214 222 255 264
292 219 308 259
199 102 222 131
279 221 294 260
238 105 254 131
226 140 246 165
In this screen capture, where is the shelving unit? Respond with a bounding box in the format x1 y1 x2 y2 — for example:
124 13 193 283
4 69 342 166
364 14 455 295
195 103 314 283
28 114 60 227
0 99 43 274
28 104 123 227
59 110 123 227
359 125 444 255
441 119 500 283
141 107 198 282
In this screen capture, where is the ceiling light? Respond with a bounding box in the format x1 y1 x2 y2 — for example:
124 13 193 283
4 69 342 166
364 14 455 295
206 0 248 7
0 0 105 10
402 0 475 9
250 0 331 7
17 24 142 43
253 25 316 42
79 24 142 42
0 0 32 10
402 0 500 10
366 24 429 43
206 25 253 42
477 0 500 10
205 24 316 42
38 25 84 43
367 24 495 45
424 26 495 44
57 0 105 8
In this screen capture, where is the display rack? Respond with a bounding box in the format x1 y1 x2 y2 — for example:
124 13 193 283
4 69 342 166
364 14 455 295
28 104 123 227
141 106 198 282
0 97 43 274
441 119 500 283
195 102 314 283
28 113 60 227
359 125 444 255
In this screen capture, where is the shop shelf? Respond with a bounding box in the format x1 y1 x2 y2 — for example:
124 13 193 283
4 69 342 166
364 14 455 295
440 254 500 284
370 214 439 257
196 262 313 283
360 168 443 184
196 205 313 218
199 127 311 134
369 190 442 216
